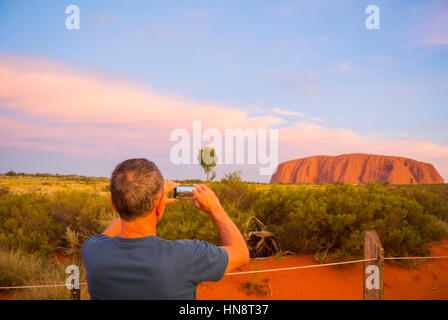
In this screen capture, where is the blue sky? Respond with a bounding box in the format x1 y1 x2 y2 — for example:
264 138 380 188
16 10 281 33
0 0 447 181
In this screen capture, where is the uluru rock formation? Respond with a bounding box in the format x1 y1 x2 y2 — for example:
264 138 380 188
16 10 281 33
270 153 444 184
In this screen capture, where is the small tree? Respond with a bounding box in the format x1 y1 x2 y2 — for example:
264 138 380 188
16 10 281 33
197 146 218 182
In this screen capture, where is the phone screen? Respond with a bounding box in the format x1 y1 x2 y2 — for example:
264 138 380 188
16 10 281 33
174 186 195 200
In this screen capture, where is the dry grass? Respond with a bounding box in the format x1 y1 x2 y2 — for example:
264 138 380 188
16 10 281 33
0 247 89 300
0 175 109 195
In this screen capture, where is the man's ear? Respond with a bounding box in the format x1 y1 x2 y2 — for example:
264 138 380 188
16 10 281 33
110 197 117 212
155 192 165 222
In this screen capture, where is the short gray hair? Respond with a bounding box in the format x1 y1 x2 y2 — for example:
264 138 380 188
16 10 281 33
110 159 164 221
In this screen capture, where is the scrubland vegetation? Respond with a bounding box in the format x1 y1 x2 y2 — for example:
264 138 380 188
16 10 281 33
0 172 447 297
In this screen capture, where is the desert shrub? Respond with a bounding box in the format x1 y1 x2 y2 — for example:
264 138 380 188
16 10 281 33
251 183 446 260
51 191 115 250
393 184 448 222
0 177 446 261
162 181 446 259
0 191 115 255
159 199 251 245
173 179 204 184
4 170 17 176
208 172 260 212
0 193 60 255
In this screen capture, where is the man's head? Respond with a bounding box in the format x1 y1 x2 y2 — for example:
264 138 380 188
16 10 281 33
110 158 164 222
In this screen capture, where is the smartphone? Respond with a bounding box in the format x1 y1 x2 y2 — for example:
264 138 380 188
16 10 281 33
174 186 195 200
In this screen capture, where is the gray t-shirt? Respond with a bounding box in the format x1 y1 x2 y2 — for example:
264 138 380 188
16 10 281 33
82 234 229 300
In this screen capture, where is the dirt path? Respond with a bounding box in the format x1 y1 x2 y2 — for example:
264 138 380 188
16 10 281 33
197 240 448 300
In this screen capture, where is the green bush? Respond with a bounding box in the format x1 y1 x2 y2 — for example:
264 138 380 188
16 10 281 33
0 193 59 255
392 184 448 222
250 183 445 260
0 178 446 261
160 181 446 260
159 200 251 245
51 191 115 250
0 191 115 255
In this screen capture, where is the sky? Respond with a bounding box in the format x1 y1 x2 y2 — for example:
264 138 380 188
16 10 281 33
0 0 447 182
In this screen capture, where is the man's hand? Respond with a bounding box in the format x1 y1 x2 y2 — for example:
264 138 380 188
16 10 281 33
192 184 223 215
164 180 179 204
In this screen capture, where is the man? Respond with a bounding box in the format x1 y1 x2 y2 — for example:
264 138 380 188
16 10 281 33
82 158 249 299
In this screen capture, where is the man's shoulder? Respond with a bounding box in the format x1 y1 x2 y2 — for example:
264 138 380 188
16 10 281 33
171 239 202 247
85 233 110 242
82 234 110 249
81 235 222 256
169 239 219 250
163 239 207 251
162 239 225 256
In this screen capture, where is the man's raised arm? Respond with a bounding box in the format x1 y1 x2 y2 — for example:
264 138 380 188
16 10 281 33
192 184 249 273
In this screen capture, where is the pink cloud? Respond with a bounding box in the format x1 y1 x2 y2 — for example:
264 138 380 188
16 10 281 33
274 107 304 117
0 53 283 166
0 54 281 130
0 54 447 181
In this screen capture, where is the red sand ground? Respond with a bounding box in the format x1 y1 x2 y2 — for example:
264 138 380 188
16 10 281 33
197 240 448 300
1 241 447 300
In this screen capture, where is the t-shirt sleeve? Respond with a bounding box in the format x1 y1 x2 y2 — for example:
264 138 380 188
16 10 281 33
191 240 229 283
82 234 109 256
83 234 108 246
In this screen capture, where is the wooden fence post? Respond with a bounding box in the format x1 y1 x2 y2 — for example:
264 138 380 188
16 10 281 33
71 287 81 300
363 230 384 300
